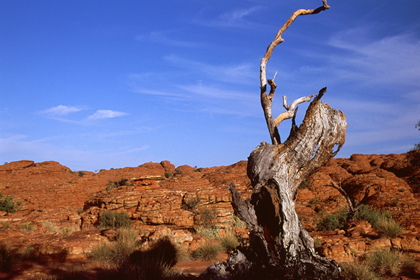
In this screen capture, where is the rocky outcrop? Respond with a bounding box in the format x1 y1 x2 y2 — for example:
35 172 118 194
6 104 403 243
0 151 419 278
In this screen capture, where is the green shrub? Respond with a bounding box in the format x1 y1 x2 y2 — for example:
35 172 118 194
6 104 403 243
233 215 248 229
316 209 347 231
199 207 217 228
196 227 220 239
164 172 173 178
182 196 200 211
1 222 12 229
0 193 22 213
192 241 223 261
174 169 183 175
91 228 139 265
375 217 403 238
355 205 402 237
219 232 240 252
367 249 402 277
298 180 311 190
106 178 131 191
315 205 403 237
117 237 179 280
313 237 322 249
340 262 381 280
98 211 131 229
18 223 35 234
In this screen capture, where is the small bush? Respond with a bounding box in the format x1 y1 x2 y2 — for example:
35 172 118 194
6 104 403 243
98 211 131 229
164 172 173 178
182 196 200 211
375 217 403 238
316 209 347 231
196 227 220 239
0 193 22 213
355 205 402 237
18 223 35 234
1 222 12 229
106 178 131 191
340 262 381 280
174 169 183 175
193 241 223 261
298 180 311 190
313 237 322 249
117 237 179 280
199 207 217 228
91 228 139 265
367 249 402 277
219 232 240 252
233 215 248 229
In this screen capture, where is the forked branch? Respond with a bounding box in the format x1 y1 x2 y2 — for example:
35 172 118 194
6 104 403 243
260 0 330 145
325 181 380 222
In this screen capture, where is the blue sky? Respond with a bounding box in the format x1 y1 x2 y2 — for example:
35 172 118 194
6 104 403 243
1 0 419 171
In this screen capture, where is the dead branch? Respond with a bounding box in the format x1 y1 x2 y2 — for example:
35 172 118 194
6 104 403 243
260 0 330 145
325 182 379 222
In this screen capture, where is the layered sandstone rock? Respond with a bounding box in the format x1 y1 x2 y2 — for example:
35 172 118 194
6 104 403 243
0 151 419 277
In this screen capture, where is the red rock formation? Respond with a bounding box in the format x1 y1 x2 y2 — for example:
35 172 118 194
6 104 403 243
0 151 419 278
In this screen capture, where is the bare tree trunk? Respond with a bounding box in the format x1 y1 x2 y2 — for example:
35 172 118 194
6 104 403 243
239 91 346 279
201 1 347 279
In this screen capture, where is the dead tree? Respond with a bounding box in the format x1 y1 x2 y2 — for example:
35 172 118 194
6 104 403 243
201 1 347 279
325 182 380 223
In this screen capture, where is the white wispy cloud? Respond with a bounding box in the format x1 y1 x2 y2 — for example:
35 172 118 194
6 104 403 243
327 29 420 87
86 110 128 121
42 105 84 116
196 6 264 29
177 83 254 101
136 31 201 48
163 55 256 85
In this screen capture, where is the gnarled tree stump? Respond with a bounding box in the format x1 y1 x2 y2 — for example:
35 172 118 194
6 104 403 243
201 1 347 279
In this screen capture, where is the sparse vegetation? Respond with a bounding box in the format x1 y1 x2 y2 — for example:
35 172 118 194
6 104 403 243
18 223 35 234
341 261 381 280
196 227 220 239
1 222 12 229
218 232 240 252
174 169 183 175
313 237 322 249
341 250 417 279
77 171 86 177
412 120 420 151
298 180 311 190
106 178 131 191
375 217 403 238
192 241 223 261
91 228 139 265
164 172 173 178
117 237 179 280
0 192 22 213
355 204 402 238
198 207 217 228
316 208 348 231
367 249 403 277
98 211 131 229
316 205 403 237
181 196 200 211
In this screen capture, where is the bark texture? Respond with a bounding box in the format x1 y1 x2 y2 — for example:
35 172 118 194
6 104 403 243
238 90 347 279
201 1 347 279
202 92 346 280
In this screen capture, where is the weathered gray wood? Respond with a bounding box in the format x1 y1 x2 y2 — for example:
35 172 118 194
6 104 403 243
201 1 347 279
